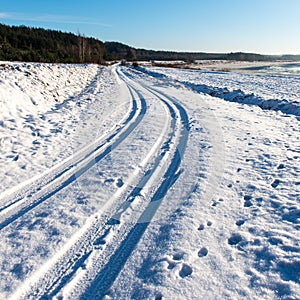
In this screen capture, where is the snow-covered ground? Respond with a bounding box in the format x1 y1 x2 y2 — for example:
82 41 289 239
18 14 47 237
0 62 299 299
148 66 300 116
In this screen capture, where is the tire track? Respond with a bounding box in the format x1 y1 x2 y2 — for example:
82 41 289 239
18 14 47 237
53 68 189 299
79 72 189 299
0 78 146 231
11 67 189 300
9 69 167 300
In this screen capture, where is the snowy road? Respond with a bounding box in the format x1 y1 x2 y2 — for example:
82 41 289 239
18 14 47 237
0 63 300 299
1 66 190 299
0 70 146 231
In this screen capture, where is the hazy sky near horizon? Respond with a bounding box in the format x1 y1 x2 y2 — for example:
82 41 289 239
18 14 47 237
1 0 299 54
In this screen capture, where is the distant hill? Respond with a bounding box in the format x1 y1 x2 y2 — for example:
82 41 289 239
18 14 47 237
0 23 299 64
279 54 300 61
104 42 271 62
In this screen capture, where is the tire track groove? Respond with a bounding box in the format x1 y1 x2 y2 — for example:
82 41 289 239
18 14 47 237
0 84 145 231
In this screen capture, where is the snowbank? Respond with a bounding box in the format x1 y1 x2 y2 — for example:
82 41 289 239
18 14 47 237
0 62 126 194
138 66 300 117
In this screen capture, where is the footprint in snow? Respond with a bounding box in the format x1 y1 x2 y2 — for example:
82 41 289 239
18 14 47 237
165 252 187 271
228 233 243 246
155 293 163 300
163 256 178 270
198 221 212 231
104 178 114 185
198 247 208 258
173 252 185 261
246 184 256 192
212 201 218 207
271 179 280 188
198 224 205 231
244 195 253 207
167 261 176 270
179 264 193 278
212 198 223 206
116 178 123 188
236 220 246 226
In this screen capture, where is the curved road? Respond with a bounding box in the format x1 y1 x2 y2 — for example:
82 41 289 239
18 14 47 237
8 66 190 300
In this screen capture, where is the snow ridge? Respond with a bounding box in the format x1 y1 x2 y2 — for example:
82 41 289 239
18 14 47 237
137 66 300 117
182 81 300 117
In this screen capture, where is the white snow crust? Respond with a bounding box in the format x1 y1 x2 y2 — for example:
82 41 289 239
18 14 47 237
0 62 299 300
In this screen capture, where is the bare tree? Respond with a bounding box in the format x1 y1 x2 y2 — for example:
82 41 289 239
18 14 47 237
77 30 86 63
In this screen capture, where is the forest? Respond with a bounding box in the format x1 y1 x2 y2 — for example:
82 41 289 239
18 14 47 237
1 23 299 64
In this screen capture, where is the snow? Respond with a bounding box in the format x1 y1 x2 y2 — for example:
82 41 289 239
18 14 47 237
0 62 129 195
0 62 299 299
145 66 300 116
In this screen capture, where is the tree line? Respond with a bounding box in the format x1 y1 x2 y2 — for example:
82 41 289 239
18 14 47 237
1 23 298 64
0 24 106 63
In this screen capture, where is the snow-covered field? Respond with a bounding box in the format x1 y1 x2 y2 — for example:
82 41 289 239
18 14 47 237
0 62 299 299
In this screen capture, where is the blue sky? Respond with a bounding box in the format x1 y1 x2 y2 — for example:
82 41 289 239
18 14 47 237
1 0 300 54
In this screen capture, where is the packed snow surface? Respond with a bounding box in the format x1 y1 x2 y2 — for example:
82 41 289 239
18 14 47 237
0 62 299 299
